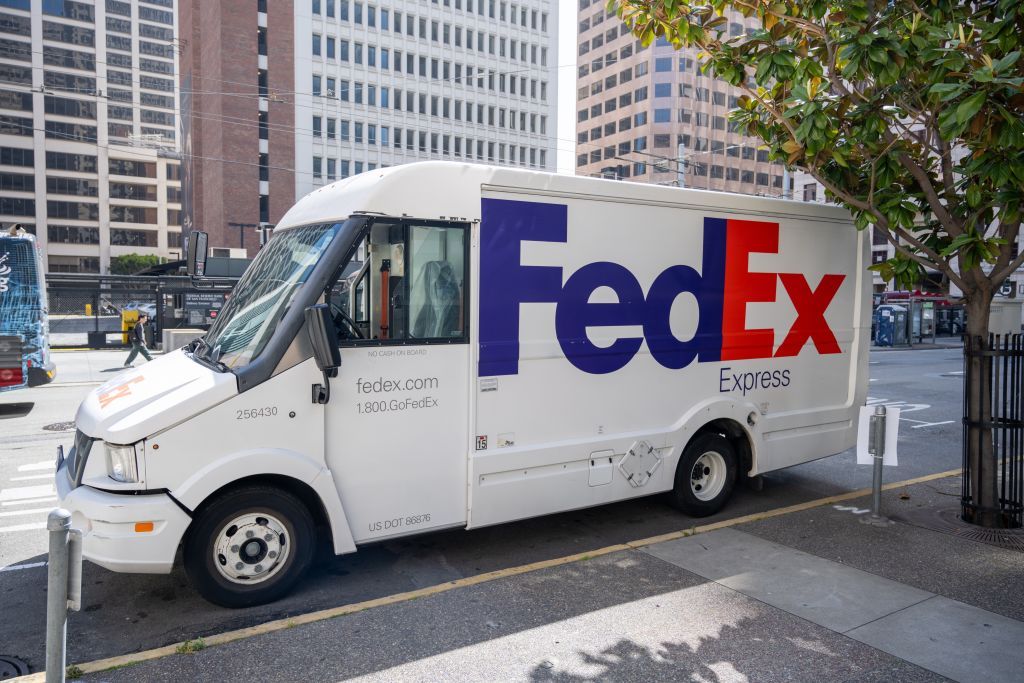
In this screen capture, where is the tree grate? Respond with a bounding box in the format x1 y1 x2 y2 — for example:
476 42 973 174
0 655 29 679
893 506 1024 552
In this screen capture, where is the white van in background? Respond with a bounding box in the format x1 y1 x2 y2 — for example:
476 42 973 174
57 163 869 606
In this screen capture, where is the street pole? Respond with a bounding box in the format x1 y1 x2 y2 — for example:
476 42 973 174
862 405 893 526
676 141 686 188
45 509 83 683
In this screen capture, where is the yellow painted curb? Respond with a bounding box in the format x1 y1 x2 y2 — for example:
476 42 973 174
18 467 960 681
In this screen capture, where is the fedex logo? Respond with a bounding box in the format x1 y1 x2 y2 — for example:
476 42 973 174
478 199 846 377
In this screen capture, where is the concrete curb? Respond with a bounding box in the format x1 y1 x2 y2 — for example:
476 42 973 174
16 467 961 681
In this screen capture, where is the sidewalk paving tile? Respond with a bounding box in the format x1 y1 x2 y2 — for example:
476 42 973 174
643 527 935 633
739 483 1024 622
848 595 1024 683
85 550 942 683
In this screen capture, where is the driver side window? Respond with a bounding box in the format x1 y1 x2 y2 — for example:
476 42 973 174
326 221 467 344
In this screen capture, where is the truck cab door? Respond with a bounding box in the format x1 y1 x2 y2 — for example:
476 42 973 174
321 219 471 543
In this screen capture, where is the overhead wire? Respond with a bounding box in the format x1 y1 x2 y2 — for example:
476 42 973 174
4 29 785 190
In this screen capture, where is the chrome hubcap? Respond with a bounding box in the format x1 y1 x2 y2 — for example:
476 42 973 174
690 451 727 502
213 513 290 584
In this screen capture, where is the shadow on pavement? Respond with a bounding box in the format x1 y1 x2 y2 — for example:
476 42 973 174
0 402 34 418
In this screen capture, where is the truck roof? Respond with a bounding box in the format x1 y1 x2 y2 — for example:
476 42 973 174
275 161 853 232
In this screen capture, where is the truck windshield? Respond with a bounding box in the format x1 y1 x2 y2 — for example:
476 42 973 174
201 222 343 369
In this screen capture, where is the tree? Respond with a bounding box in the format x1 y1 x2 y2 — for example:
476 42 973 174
109 253 164 275
609 0 1024 526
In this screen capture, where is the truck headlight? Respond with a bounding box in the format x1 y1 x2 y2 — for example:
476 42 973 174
105 442 141 483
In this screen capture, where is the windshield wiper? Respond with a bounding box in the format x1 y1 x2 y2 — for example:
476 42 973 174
188 337 229 373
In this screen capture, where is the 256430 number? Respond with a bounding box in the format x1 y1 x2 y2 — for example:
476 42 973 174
236 406 278 420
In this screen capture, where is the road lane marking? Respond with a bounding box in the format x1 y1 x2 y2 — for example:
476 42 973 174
0 561 47 573
865 397 952 429
0 507 51 518
1 497 57 507
833 505 871 515
0 522 46 534
9 474 55 482
906 419 956 429
17 462 55 472
19 467 962 682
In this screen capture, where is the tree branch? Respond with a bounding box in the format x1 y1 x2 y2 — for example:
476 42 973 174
807 162 970 291
990 219 1024 284
893 149 964 237
728 1 826 37
938 138 957 204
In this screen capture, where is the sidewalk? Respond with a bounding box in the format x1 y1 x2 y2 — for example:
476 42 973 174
871 336 964 352
66 476 1024 682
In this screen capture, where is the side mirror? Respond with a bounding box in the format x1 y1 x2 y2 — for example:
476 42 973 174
304 304 341 373
186 231 208 277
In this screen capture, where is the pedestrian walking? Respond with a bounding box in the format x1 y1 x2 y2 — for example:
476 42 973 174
124 313 153 367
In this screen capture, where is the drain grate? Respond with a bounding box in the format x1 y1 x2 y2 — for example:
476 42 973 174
0 655 29 679
893 506 1024 552
42 421 76 432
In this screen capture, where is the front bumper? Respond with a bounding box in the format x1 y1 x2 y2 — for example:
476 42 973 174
27 361 56 387
56 459 191 574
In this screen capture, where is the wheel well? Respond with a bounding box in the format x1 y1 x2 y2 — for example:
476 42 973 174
187 474 331 532
690 419 754 476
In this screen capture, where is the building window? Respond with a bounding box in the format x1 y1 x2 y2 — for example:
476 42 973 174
803 183 818 202
110 206 158 224
313 156 322 178
110 228 158 247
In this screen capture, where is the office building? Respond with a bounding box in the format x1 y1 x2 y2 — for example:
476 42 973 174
0 0 183 273
574 4 788 195
180 0 558 256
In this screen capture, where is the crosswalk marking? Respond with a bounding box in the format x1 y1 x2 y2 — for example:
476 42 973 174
0 522 47 533
0 561 47 573
17 461 55 472
0 484 55 502
2 496 57 507
0 507 52 518
10 474 55 482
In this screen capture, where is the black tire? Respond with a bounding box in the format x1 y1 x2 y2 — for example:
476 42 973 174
669 433 738 517
184 486 315 608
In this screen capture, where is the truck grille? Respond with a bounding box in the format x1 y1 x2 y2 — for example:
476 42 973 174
65 429 94 488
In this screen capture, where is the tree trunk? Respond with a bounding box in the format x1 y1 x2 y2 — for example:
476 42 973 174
963 292 1000 528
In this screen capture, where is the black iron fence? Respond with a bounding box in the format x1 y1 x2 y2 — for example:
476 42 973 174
963 334 1024 528
46 274 233 349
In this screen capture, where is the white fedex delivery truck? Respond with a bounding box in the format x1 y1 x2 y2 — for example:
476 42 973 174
57 162 869 606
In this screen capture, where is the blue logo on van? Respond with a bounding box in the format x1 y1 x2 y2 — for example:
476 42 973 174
478 198 845 377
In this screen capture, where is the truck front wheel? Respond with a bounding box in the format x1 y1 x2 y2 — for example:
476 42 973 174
184 486 315 608
669 433 738 517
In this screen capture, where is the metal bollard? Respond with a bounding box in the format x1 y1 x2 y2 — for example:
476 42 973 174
45 509 82 683
862 405 893 526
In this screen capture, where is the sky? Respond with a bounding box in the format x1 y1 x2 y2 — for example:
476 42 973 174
555 0 577 174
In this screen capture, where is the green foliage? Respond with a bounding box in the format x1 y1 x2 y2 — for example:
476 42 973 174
175 638 206 654
609 0 1024 321
109 253 164 275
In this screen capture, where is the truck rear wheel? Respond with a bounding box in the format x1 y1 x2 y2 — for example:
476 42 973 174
669 433 738 517
184 486 314 608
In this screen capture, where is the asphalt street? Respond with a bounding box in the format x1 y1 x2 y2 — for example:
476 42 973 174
0 345 965 672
